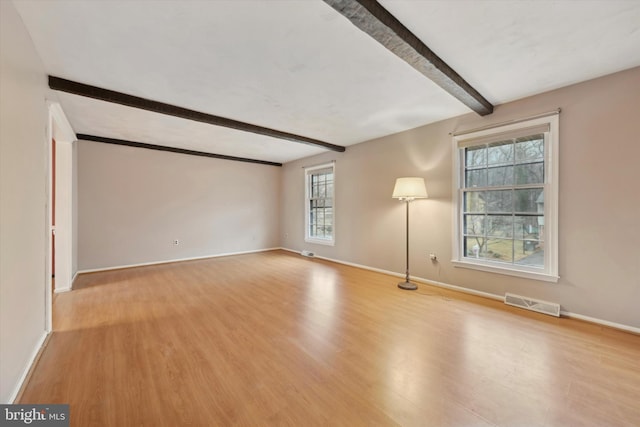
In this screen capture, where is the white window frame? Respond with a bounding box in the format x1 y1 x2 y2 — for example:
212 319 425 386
452 114 559 282
304 162 335 246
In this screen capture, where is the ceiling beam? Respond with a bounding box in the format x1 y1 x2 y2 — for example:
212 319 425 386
50 76 346 153
323 0 494 116
77 134 283 167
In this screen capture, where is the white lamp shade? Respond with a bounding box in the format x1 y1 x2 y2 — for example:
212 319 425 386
392 177 428 199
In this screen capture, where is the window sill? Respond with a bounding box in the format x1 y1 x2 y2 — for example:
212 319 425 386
452 259 559 283
305 237 335 247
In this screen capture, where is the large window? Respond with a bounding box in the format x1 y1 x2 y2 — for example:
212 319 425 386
452 114 559 282
305 162 335 245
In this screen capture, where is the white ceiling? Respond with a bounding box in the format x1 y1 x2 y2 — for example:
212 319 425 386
13 0 640 164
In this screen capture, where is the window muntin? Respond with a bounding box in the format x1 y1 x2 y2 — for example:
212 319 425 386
462 134 545 266
453 115 558 281
305 163 334 245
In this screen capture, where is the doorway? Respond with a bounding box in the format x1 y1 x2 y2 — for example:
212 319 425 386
46 102 76 331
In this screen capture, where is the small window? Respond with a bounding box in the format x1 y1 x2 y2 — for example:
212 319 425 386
305 162 335 246
452 114 559 282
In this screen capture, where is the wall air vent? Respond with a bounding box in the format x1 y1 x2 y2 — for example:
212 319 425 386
301 250 315 258
504 293 560 317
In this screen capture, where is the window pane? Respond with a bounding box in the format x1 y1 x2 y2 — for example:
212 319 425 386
486 215 513 238
487 165 514 186
488 141 514 165
464 237 513 262
325 209 333 233
514 215 542 239
466 146 486 168
515 162 544 185
486 238 514 262
514 241 544 267
465 169 487 188
464 191 485 213
515 135 544 163
486 190 512 213
464 214 485 236
514 189 543 213
464 236 488 259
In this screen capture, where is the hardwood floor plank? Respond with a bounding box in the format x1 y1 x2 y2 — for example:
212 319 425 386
19 251 640 426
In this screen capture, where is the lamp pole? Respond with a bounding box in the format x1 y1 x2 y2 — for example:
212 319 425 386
398 198 417 290
391 177 427 291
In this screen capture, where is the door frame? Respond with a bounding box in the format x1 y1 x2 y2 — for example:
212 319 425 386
45 101 75 331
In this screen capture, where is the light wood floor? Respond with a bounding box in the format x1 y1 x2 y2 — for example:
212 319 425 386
19 250 640 426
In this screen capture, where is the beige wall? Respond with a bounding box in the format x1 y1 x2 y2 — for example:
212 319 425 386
77 141 281 270
0 1 49 403
282 66 640 329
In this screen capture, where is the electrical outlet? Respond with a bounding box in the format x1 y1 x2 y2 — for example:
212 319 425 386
173 239 179 245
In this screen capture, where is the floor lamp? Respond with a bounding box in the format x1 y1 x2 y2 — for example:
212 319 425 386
392 177 428 290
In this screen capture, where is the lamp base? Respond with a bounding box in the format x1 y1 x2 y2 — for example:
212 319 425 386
397 281 418 291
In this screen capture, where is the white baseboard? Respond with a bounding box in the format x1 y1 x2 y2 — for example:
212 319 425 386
280 247 299 255
7 332 49 404
280 247 639 335
70 271 79 288
560 311 640 334
312 252 504 302
75 247 281 276
54 287 72 293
